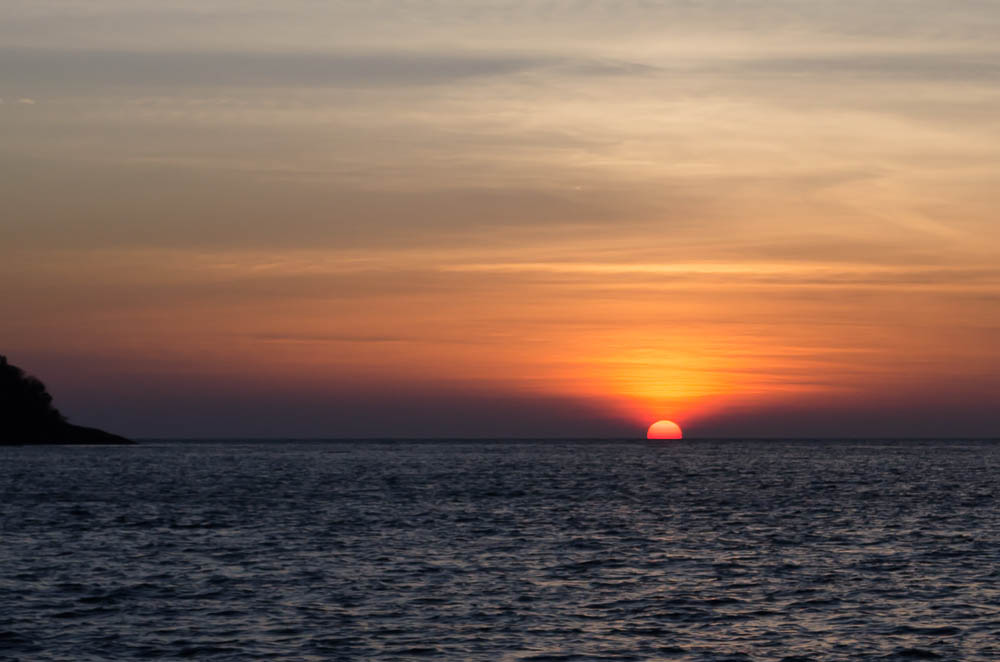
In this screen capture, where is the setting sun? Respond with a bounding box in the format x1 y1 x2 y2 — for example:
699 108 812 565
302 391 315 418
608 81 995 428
647 420 683 440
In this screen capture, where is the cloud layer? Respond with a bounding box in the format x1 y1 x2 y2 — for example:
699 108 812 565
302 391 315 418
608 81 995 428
3 1 1000 435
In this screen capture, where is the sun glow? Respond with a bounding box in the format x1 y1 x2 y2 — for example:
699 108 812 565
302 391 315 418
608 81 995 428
647 420 683 439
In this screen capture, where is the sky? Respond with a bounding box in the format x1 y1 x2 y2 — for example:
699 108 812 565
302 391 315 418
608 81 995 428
3 1 1000 438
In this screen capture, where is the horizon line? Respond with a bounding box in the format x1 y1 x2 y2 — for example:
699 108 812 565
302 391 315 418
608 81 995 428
132 436 1000 442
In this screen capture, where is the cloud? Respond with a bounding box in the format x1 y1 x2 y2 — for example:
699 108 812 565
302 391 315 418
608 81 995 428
252 333 410 344
0 48 555 89
10 46 998 94
441 261 1000 289
730 52 1000 83
17 98 36 104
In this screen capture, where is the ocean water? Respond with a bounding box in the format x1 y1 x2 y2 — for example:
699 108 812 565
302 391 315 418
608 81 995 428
2 439 1000 661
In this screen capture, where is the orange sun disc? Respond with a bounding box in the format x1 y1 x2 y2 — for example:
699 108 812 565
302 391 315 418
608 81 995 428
647 420 683 439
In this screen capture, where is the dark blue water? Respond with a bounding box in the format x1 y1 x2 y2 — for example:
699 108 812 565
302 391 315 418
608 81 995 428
3 439 1000 661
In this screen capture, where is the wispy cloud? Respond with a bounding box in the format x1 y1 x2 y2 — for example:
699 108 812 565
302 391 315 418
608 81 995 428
0 48 556 89
442 261 1000 289
729 51 1000 82
252 333 410 344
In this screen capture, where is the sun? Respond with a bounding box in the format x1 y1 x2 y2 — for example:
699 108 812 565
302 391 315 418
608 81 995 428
647 419 683 439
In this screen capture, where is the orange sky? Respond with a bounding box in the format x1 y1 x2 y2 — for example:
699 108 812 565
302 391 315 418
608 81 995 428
2 2 999 436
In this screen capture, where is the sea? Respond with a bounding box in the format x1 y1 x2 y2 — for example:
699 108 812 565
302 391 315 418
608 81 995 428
2 439 999 661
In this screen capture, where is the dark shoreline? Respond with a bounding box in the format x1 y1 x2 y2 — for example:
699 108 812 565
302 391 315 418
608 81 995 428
2 424 134 446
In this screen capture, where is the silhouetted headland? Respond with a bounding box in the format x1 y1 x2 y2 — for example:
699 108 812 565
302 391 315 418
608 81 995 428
0 355 132 445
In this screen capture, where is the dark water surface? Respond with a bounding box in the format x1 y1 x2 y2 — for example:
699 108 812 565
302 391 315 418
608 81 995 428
3 439 1000 661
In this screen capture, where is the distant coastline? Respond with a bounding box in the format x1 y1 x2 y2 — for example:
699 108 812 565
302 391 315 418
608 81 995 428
1 355 133 446
1 423 134 446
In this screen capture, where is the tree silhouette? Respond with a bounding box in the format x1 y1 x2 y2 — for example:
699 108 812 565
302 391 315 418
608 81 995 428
1 355 68 441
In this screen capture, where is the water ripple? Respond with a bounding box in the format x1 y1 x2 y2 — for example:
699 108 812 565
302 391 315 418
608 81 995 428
2 439 999 660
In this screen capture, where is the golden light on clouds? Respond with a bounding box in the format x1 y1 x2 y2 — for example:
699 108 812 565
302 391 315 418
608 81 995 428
3 1 1000 435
